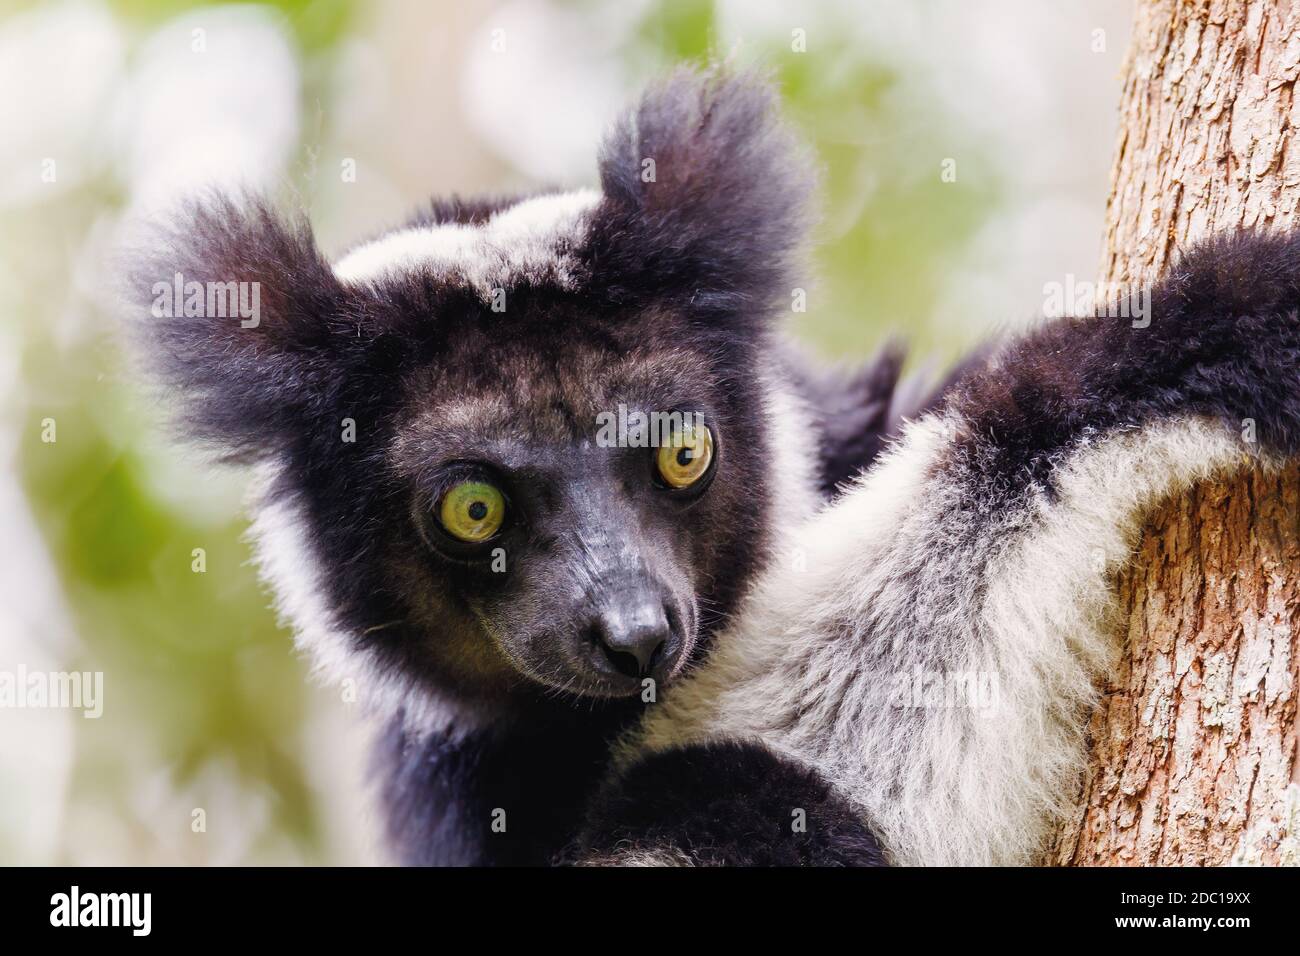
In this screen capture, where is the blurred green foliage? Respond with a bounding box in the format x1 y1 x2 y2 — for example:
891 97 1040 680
9 0 362 865
109 0 355 52
628 0 1001 360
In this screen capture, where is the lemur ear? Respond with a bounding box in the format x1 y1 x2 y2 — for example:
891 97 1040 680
588 65 817 318
128 194 348 461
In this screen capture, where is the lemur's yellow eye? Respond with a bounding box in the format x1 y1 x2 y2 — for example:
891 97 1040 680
656 425 714 489
439 481 506 542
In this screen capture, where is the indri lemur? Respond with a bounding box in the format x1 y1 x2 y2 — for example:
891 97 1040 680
136 67 1300 866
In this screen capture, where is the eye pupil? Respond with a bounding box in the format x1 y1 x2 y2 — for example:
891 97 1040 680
437 480 506 543
655 425 714 490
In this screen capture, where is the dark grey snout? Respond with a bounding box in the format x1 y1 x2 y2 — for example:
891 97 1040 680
583 582 681 683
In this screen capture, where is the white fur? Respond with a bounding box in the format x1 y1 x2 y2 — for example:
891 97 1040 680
761 354 823 533
245 464 472 739
627 414 1256 865
332 189 600 300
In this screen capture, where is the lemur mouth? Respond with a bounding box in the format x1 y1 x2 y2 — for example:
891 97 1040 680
568 643 679 700
584 670 654 699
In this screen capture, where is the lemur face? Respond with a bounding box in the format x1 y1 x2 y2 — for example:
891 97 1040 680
141 67 814 714
249 264 781 708
384 322 739 698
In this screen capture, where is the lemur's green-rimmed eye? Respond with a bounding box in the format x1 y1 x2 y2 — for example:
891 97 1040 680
438 481 506 542
656 424 714 489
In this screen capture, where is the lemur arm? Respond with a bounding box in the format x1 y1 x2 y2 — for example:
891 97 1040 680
374 702 642 866
572 230 1300 866
562 741 886 866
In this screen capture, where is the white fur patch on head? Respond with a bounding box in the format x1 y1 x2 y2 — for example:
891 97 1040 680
332 189 601 300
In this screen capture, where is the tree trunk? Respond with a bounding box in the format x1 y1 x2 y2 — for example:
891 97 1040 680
1051 0 1300 866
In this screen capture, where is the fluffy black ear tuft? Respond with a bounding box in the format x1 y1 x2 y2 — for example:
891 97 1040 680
586 64 817 319
125 194 349 462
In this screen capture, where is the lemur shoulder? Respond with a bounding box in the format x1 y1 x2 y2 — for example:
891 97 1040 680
134 66 1300 866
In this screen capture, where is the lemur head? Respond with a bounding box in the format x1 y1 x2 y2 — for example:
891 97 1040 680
137 67 817 721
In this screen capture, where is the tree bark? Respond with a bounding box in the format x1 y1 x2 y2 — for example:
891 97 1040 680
1051 0 1300 866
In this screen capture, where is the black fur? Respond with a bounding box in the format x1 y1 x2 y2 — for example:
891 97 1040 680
566 742 887 866
580 66 815 320
130 196 351 462
785 343 984 496
946 230 1300 496
376 700 641 866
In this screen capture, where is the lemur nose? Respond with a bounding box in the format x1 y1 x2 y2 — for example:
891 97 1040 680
589 598 676 681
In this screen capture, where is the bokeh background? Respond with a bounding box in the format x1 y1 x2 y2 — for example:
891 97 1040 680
0 0 1132 865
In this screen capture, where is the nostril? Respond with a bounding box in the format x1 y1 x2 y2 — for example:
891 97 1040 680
646 639 667 671
586 598 679 681
601 643 644 680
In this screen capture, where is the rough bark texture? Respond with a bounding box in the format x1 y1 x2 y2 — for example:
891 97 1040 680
1052 0 1300 866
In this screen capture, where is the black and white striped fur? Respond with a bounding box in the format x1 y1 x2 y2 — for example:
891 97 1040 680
574 231 1300 866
